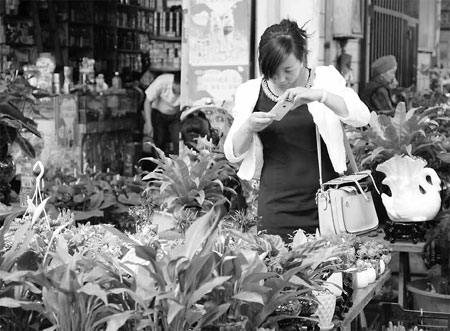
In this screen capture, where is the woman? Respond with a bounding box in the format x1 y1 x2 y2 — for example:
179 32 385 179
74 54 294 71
360 54 399 113
224 19 370 241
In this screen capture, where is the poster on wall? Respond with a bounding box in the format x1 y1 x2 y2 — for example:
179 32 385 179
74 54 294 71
182 0 252 109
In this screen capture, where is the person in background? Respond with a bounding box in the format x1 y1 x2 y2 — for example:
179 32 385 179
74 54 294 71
139 67 155 91
336 52 354 87
360 55 399 113
143 71 181 155
224 19 370 242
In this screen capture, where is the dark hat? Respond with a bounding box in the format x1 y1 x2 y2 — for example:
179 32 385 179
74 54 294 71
372 55 397 76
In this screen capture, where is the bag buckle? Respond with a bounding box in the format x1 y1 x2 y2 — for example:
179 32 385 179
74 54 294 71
316 190 330 210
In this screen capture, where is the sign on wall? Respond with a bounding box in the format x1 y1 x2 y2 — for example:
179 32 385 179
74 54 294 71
181 0 252 109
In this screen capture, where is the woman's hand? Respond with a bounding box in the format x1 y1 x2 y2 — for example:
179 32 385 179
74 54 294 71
280 87 350 118
242 111 276 133
280 87 323 106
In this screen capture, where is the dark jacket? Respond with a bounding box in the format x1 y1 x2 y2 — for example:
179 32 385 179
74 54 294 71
360 76 394 112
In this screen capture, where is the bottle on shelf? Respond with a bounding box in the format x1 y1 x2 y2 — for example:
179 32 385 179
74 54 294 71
112 71 122 89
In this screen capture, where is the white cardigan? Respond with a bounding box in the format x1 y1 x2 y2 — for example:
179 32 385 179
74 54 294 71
224 65 370 180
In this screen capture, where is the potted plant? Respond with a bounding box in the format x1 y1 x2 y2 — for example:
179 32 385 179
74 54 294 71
141 142 239 232
349 102 450 173
348 102 450 226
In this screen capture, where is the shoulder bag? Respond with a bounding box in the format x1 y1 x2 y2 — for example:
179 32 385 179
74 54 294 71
315 125 380 236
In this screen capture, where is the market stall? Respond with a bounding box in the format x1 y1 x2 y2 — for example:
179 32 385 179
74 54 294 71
1 1 450 330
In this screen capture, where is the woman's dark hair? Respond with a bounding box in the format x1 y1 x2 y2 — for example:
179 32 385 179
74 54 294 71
258 19 308 78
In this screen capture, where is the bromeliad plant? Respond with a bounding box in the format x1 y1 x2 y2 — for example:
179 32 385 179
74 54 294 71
142 143 237 214
349 102 450 169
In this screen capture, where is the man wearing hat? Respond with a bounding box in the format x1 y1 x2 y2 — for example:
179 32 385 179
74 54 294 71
360 55 399 113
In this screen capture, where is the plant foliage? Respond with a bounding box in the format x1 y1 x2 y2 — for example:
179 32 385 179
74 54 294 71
142 144 237 213
349 102 450 169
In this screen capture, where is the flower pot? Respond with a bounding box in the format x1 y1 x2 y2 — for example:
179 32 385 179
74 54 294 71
152 210 176 233
324 272 343 296
353 270 369 289
376 155 441 222
313 290 336 331
407 277 450 326
366 267 377 284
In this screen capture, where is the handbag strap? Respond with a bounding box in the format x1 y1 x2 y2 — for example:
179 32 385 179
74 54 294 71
315 124 359 190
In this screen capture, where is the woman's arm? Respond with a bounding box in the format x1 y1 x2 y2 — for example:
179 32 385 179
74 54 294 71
282 87 349 118
309 66 370 127
224 78 268 163
232 112 275 157
143 98 153 137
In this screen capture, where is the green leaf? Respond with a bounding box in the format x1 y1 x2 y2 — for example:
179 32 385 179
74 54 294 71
241 283 272 294
167 301 184 324
1 223 34 271
243 272 278 284
182 209 218 260
188 276 231 306
31 197 50 225
195 190 205 206
104 311 135 331
15 134 36 158
192 303 230 331
437 152 450 163
233 291 265 304
168 256 189 284
101 224 141 246
78 283 108 305
135 245 158 261
0 297 25 307
181 254 215 298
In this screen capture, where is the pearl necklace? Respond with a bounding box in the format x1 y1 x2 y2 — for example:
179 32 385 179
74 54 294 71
261 69 313 102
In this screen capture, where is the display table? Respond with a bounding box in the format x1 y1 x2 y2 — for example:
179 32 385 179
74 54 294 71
390 240 425 308
336 269 392 331
363 231 425 308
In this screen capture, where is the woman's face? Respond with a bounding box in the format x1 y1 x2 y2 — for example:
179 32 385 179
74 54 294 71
381 66 398 87
270 53 303 89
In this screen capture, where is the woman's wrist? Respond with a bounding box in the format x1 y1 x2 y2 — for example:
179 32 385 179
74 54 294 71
319 89 328 103
240 118 255 133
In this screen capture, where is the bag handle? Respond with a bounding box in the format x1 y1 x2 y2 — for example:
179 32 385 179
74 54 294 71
316 123 358 190
316 126 381 195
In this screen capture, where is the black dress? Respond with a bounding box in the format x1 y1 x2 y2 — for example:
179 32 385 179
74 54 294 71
255 87 338 242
